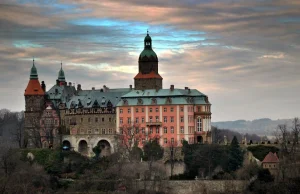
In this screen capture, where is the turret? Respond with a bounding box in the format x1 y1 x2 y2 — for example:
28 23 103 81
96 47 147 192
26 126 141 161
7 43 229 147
58 62 66 86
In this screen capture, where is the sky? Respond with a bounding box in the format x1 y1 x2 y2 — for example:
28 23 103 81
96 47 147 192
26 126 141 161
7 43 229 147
0 0 299 122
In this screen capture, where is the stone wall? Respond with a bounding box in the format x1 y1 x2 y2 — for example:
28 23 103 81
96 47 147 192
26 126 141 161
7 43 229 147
135 180 248 194
134 78 162 90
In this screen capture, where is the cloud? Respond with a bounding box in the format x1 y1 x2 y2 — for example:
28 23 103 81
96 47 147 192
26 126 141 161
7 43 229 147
0 0 299 121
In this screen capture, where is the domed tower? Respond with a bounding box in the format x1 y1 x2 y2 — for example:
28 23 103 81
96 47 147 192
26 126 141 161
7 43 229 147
134 31 163 90
24 59 45 147
58 62 66 86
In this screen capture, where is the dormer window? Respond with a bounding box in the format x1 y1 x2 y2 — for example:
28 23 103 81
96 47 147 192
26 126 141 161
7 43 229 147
151 98 157 105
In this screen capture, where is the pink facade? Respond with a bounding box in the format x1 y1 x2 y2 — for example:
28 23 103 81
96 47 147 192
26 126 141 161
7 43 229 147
117 102 212 148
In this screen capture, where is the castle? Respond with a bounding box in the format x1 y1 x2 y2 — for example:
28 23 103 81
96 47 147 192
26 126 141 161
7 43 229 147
24 32 212 156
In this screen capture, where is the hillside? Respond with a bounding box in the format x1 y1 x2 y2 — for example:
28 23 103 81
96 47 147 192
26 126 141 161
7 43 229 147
212 118 294 136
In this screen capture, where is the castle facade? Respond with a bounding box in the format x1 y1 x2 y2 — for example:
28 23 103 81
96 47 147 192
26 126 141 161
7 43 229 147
24 32 212 156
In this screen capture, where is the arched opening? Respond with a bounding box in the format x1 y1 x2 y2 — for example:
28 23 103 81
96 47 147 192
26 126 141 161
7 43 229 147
197 136 203 144
62 140 71 151
97 140 111 157
78 140 88 155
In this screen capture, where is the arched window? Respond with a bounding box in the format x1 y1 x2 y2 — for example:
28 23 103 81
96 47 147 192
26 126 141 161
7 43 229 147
197 117 202 132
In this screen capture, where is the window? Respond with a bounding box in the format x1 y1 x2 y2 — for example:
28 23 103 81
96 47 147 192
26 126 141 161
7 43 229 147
120 118 123 124
149 116 153 122
88 129 92 134
164 116 167 123
171 117 174 122
164 127 167 134
109 129 113 134
95 117 98 122
149 108 152 112
142 117 145 123
88 118 91 123
128 108 131 113
80 118 83 123
156 108 159 112
102 128 106 134
164 108 167 112
109 118 112 122
180 127 184 134
156 127 159 134
156 116 159 122
197 117 202 132
142 108 144 112
164 138 167 144
171 127 174 133
171 107 174 112
149 127 153 134
180 117 184 122
136 108 139 113
180 107 184 112
142 128 145 134
171 138 174 144
95 129 99 133
127 117 131 124
136 128 139 134
120 109 123 113
135 117 139 123
102 117 104 122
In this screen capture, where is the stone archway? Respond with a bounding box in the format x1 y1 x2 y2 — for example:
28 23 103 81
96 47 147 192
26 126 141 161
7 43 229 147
197 136 203 144
78 140 88 155
62 140 71 151
97 140 111 157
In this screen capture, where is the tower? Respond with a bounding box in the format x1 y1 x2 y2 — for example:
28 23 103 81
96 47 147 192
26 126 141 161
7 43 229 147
57 62 66 86
24 59 45 147
134 31 163 90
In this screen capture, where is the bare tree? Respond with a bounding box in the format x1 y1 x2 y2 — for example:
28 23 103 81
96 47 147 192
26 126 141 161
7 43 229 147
11 112 25 148
291 117 300 145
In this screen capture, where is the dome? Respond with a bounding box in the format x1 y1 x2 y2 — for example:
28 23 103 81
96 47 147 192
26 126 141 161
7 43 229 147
139 31 158 60
144 34 152 42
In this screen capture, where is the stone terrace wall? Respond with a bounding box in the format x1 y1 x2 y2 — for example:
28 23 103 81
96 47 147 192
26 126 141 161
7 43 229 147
136 180 248 194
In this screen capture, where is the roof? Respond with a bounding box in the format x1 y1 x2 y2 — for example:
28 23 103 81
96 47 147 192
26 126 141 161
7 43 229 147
46 84 76 106
30 63 38 79
24 79 44 96
117 88 209 106
134 71 162 79
262 152 279 163
65 88 131 109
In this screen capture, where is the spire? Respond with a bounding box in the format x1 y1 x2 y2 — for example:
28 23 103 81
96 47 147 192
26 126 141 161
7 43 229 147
30 58 38 79
58 61 66 82
144 30 152 49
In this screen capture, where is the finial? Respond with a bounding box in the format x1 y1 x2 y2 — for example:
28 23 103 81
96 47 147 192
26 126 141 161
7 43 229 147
33 57 35 65
147 29 149 35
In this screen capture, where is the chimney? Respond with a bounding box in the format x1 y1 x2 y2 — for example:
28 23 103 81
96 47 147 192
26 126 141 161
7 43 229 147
41 81 46 92
77 84 81 91
188 88 191 94
130 85 132 90
185 87 189 90
68 82 72 86
92 87 95 90
170 85 174 91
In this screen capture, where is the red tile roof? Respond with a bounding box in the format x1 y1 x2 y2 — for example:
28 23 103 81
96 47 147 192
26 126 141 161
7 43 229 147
262 152 279 163
24 79 45 96
134 71 162 79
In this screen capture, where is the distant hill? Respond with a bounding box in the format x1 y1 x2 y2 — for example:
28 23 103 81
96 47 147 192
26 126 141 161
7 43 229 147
212 118 293 136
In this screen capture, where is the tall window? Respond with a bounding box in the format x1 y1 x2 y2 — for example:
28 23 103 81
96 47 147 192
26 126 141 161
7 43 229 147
128 108 131 113
149 127 153 134
164 108 167 112
149 116 153 122
95 117 98 122
164 138 167 144
142 128 145 134
171 127 174 133
164 127 167 134
164 116 167 123
120 109 123 113
102 128 106 134
180 117 184 122
136 108 139 113
142 117 145 123
149 108 152 112
156 127 159 134
171 107 174 112
135 117 139 123
142 108 144 112
171 138 174 144
180 107 184 112
180 127 184 134
127 117 131 124
120 118 123 124
109 129 112 134
156 108 159 112
171 117 174 122
80 118 83 123
197 117 202 132
156 116 159 122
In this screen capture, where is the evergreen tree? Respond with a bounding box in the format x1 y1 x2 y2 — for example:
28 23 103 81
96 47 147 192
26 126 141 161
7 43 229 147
227 136 243 172
143 139 164 162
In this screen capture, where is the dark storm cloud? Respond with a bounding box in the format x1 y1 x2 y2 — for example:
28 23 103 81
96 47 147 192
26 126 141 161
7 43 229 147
0 0 299 121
